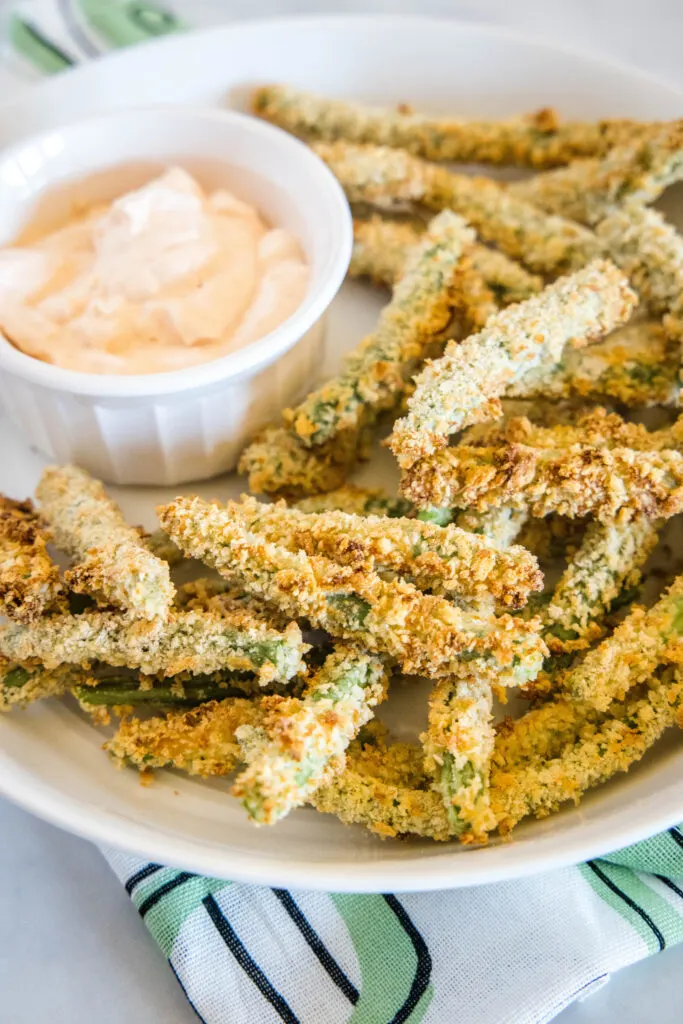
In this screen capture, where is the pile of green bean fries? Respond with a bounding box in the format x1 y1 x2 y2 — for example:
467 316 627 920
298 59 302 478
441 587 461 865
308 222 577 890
3 84 683 845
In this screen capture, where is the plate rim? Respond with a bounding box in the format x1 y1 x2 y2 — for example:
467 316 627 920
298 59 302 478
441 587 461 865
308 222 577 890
1 743 681 892
2 12 683 891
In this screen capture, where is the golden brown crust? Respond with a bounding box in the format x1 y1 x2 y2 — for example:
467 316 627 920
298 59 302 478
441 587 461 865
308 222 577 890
253 83 613 169
400 443 683 522
228 495 542 609
351 215 543 305
388 260 636 468
37 465 173 620
491 670 683 831
158 496 547 686
238 426 360 498
0 496 63 623
315 140 602 276
0 609 307 684
107 698 262 776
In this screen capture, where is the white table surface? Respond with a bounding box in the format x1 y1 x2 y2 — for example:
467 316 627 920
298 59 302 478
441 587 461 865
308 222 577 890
2 2 683 1022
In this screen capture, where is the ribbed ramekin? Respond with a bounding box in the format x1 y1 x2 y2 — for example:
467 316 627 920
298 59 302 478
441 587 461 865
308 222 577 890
0 107 352 484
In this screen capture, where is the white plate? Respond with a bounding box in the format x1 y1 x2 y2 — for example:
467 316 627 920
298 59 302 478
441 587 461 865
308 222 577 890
1 15 682 893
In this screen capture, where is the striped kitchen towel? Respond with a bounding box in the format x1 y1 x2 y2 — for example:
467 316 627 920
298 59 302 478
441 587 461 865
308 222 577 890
103 829 683 1024
5 3 683 1022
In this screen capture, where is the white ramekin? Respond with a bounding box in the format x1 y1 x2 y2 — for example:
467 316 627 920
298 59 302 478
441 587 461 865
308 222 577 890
0 107 352 484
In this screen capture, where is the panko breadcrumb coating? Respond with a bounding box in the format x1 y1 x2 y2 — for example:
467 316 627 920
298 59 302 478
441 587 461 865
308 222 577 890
483 406 674 453
597 204 683 339
314 140 602 275
541 518 660 653
455 506 529 549
0 608 307 684
507 320 680 407
0 656 89 711
422 676 495 841
509 122 683 224
238 425 357 499
107 698 263 776
389 260 637 467
493 698 601 769
491 668 683 831
309 734 450 840
232 648 388 824
0 496 63 623
252 83 622 169
351 215 543 304
228 495 542 609
400 443 683 521
294 485 413 518
158 496 547 686
561 574 683 710
174 577 291 630
285 210 475 450
37 465 174 620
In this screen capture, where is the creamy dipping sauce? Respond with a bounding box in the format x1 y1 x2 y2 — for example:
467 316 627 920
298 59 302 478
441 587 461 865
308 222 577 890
0 167 309 374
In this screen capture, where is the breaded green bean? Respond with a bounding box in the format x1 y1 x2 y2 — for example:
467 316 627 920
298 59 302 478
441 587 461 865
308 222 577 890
0 656 88 711
74 675 262 710
561 573 683 710
494 698 601 768
238 426 356 499
491 668 683 832
507 320 680 407
0 497 63 623
37 465 174 620
294 484 413 518
483 406 672 453
418 503 530 546
509 122 683 224
352 218 500 335
229 495 542 609
174 578 291 630
400 443 683 522
389 260 636 466
315 141 602 275
468 244 543 306
351 215 543 303
597 204 683 339
350 216 421 287
158 496 547 686
455 507 529 548
0 609 307 684
285 210 474 450
309 735 450 840
542 519 660 653
232 648 388 824
252 84 612 169
422 676 495 840
108 697 263 776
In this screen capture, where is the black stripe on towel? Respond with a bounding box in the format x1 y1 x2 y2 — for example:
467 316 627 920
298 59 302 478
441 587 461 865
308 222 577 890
125 863 162 895
203 893 300 1024
383 894 433 1023
655 874 683 903
272 889 359 1005
138 871 196 919
669 827 683 851
587 861 665 951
